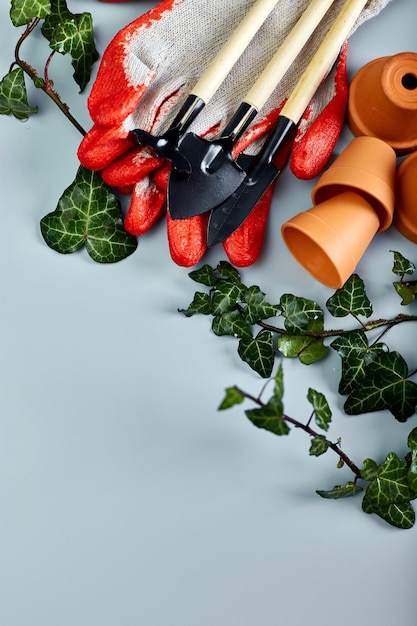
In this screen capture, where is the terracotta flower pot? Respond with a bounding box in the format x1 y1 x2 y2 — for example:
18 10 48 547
281 136 397 289
394 151 417 242
312 135 396 230
347 52 417 155
281 191 380 289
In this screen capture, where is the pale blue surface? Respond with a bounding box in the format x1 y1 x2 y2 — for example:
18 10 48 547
0 1 416 625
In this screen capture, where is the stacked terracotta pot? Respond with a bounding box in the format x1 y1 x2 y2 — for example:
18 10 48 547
282 51 417 289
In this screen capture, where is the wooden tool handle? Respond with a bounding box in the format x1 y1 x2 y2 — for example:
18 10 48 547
244 0 336 111
191 0 280 104
282 0 368 123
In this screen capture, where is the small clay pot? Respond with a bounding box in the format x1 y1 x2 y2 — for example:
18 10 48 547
312 135 397 231
347 52 417 155
394 151 417 242
281 191 381 289
281 136 397 289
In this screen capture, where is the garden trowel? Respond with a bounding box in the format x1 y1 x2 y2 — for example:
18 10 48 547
168 0 337 219
207 0 370 247
132 0 281 172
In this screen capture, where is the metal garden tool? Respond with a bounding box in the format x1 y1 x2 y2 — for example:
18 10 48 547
206 0 370 247
167 0 337 219
131 0 281 173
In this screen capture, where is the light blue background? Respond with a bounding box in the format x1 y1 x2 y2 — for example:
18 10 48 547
0 1 416 624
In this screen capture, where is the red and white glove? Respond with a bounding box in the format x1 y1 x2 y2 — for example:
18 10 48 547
79 0 392 267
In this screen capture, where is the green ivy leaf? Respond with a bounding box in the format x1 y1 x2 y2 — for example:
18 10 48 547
408 427 417 450
367 502 415 529
272 364 284 406
326 274 372 318
244 301 281 325
238 332 275 378
278 295 328 364
362 452 416 510
215 261 242 284
360 458 379 481
280 294 324 334
344 351 417 422
245 400 290 436
211 281 244 316
277 334 328 365
178 292 212 317
218 386 245 410
407 430 417 493
407 450 417 493
307 388 332 431
393 281 417 305
362 459 417 527
212 310 252 339
391 250 415 276
316 482 363 499
242 285 267 306
188 264 218 287
40 167 137 263
331 331 388 395
10 0 51 26
0 68 38 120
40 0 70 39
42 2 98 91
242 286 281 324
309 435 330 457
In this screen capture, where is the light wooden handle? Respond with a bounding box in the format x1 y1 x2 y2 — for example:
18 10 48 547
191 0 280 104
244 0 336 111
282 0 368 123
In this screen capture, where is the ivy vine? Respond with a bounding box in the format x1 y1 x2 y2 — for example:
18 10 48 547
180 251 417 529
1 0 137 262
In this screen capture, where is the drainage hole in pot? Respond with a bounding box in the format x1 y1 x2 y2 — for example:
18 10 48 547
402 73 417 90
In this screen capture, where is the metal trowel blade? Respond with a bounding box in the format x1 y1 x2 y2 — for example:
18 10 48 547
167 133 253 220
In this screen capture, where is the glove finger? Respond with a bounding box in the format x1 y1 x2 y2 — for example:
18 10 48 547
102 146 162 188
153 164 170 192
222 185 274 267
124 175 167 236
78 123 135 170
290 42 349 180
167 213 208 267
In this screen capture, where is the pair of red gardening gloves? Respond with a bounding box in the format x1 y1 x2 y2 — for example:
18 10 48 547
80 0 392 266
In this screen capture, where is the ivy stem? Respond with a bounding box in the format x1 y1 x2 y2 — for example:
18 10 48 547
284 414 362 476
371 320 400 346
43 50 55 91
306 410 315 428
13 19 87 136
234 386 362 478
257 313 417 339
351 312 368 330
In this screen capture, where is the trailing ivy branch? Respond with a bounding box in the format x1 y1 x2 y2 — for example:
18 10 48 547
1 0 137 263
180 251 417 529
226 376 362 478
224 369 417 530
10 15 86 135
4 0 98 132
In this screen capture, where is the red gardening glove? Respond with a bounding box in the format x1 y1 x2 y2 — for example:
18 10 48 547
78 0 392 267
